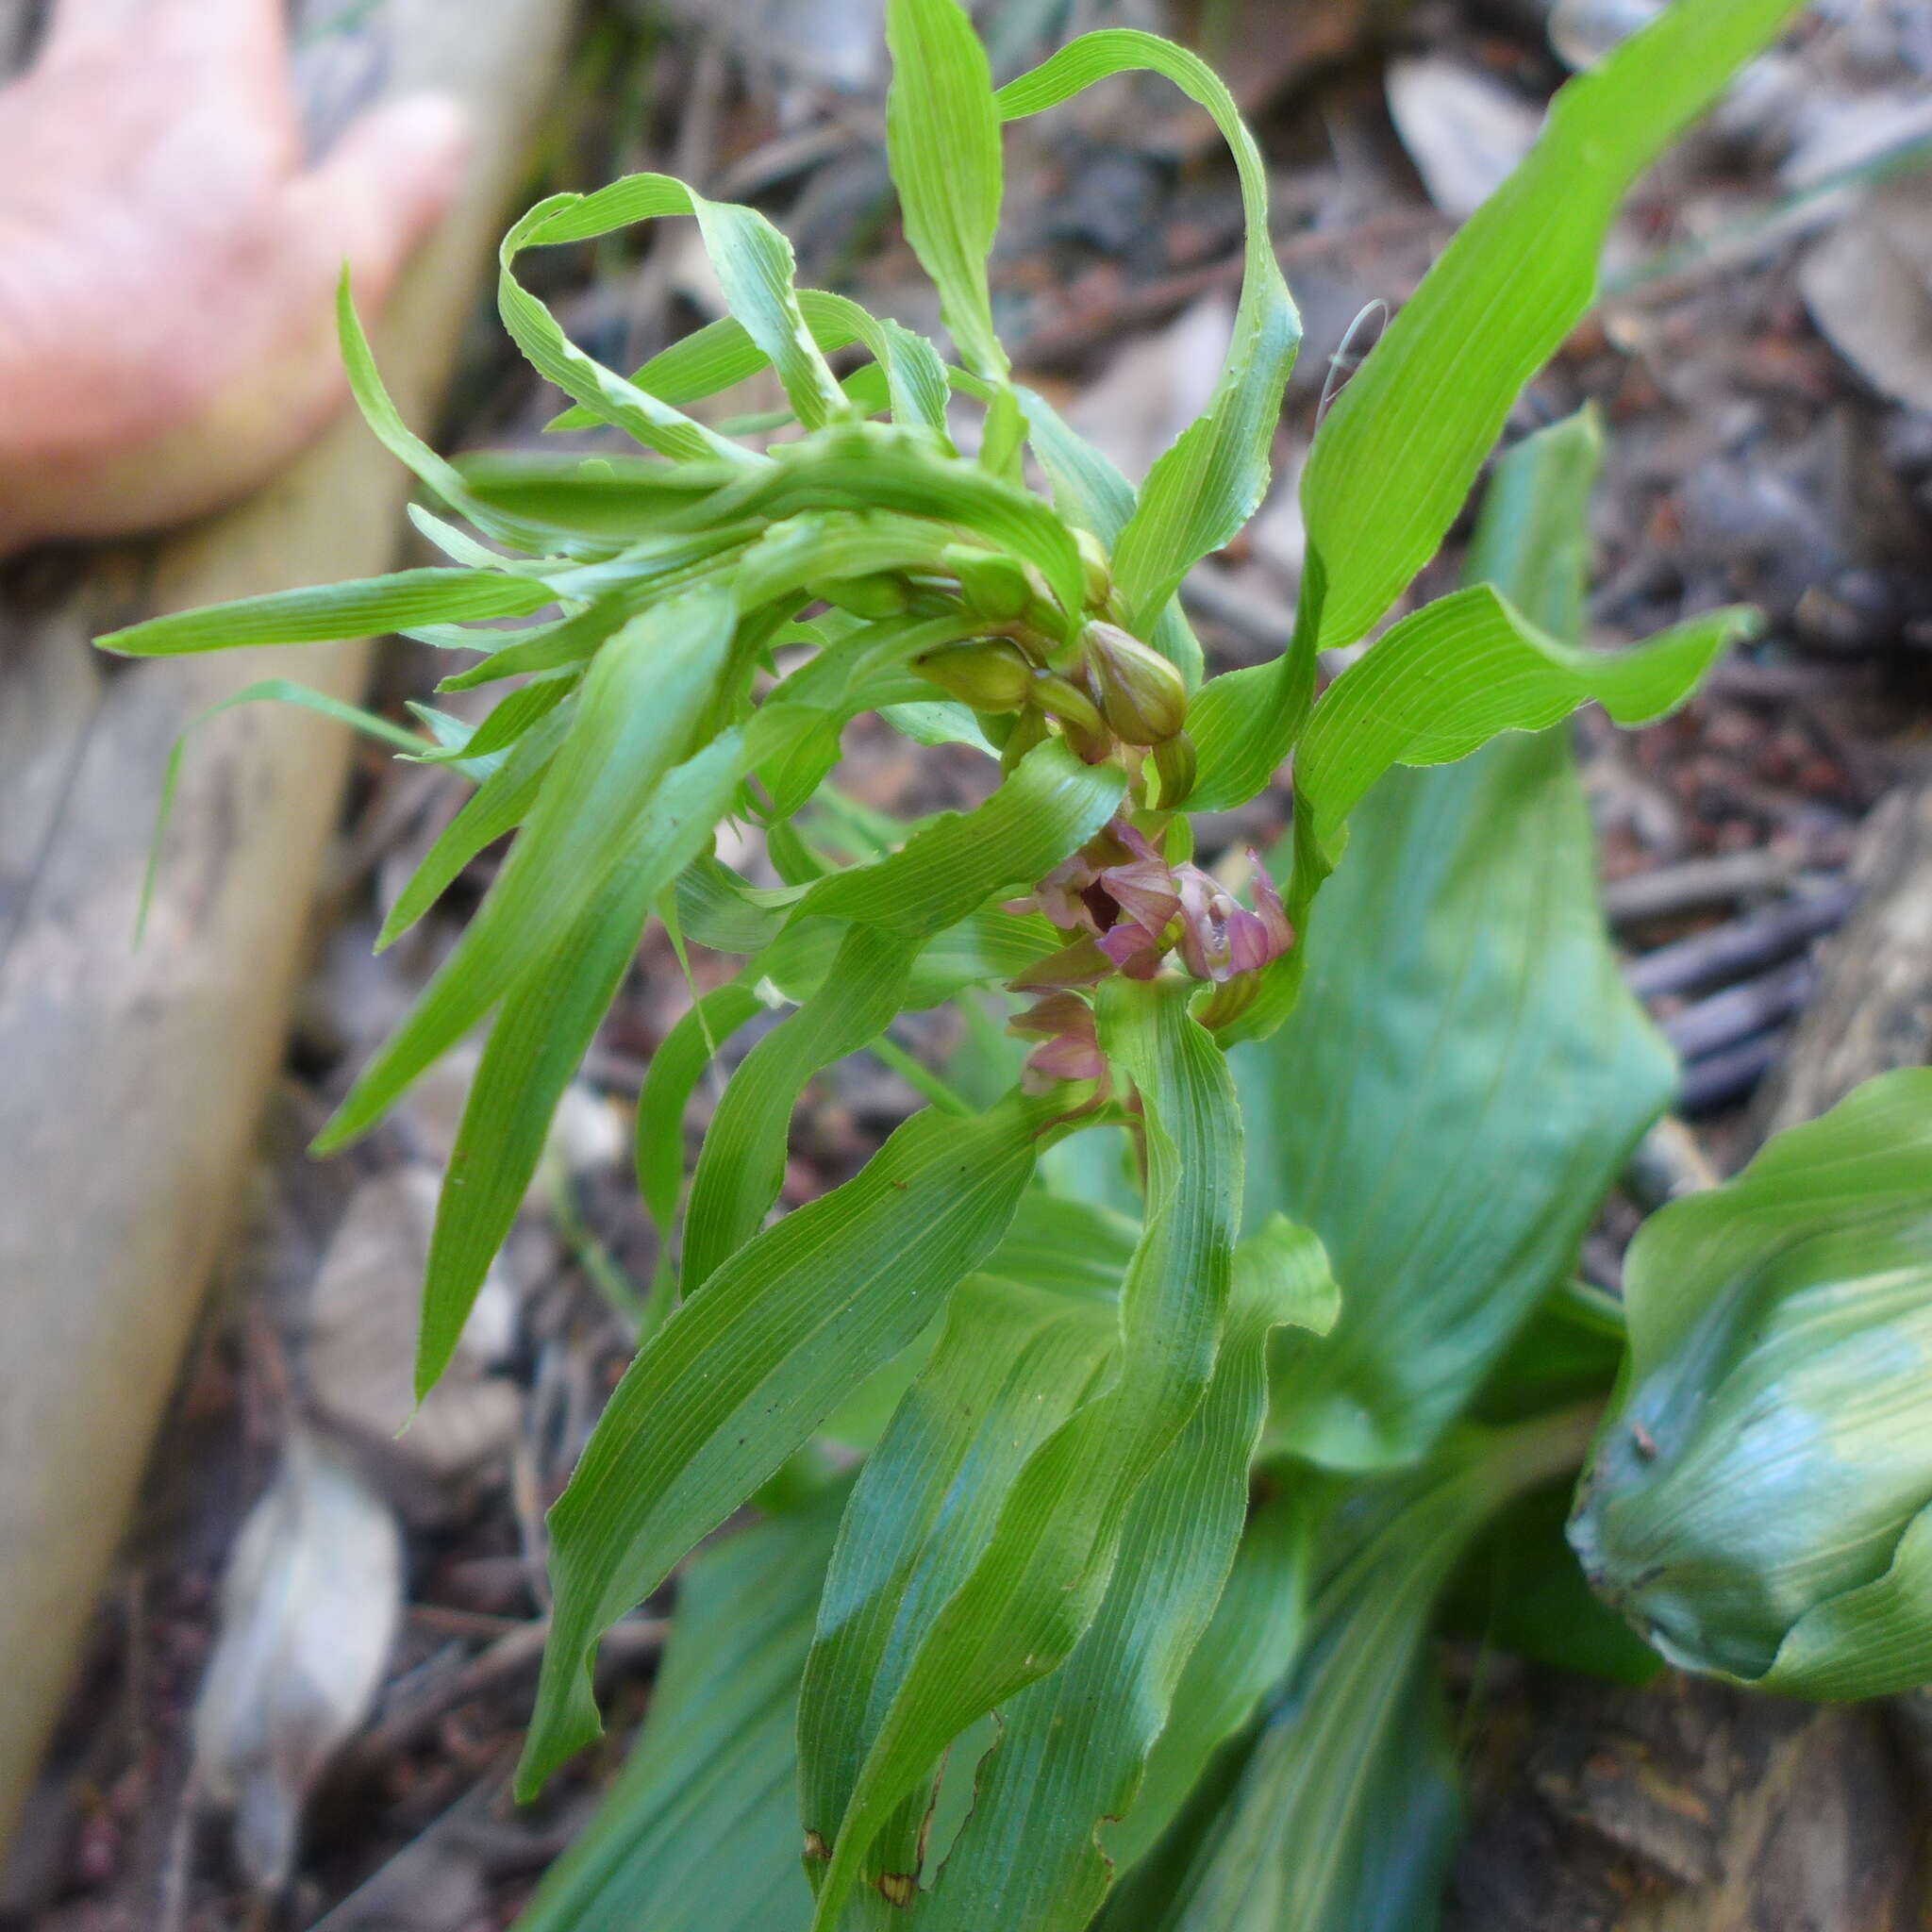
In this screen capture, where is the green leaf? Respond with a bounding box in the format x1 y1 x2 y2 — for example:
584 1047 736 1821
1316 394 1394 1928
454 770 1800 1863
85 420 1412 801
501 168 858 446
1237 419 1676 1468
1103 1416 1591 1932
797 1273 1121 1907
416 733 747 1395
548 289 951 440
1101 1488 1317 1880
411 672 575 767
997 32 1300 633
375 696 575 949
499 192 761 467
1293 583 1753 868
635 983 766 1258
1187 0 1806 811
1226 576 1747 1037
913 1218 1335 1930
510 1491 844 1932
1301 0 1807 658
1016 385 1206 685
518 1088 1060 1796
805 978 1241 1929
886 0 1008 381
699 428 1087 625
317 587 738 1151
1570 1068 1932 1697
681 924 915 1290
794 739 1124 936
96 568 555 657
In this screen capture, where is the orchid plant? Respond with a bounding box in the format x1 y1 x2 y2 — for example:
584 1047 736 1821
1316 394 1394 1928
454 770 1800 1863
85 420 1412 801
105 0 1932 1925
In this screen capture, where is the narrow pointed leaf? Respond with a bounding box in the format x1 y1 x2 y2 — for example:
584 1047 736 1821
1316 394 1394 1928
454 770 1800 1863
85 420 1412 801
797 1274 1122 1907
1299 0 1807 659
417 733 747 1393
795 739 1124 936
681 924 915 1289
635 984 766 1253
317 587 737 1151
375 698 575 948
97 569 554 657
886 0 1007 381
997 32 1299 631
519 1088 1060 1795
499 191 761 466
1293 583 1751 866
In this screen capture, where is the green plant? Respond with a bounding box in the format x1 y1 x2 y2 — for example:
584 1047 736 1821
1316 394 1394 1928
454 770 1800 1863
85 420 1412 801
103 0 1932 1924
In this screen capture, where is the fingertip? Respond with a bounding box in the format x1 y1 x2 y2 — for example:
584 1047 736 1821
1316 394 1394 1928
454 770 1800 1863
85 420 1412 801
302 91 472 306
355 91 473 226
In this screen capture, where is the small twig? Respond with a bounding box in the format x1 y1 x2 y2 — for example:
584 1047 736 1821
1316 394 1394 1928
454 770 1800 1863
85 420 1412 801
1601 849 1799 925
346 1616 666 1774
1624 879 1856 999
1680 1032 1788 1118
1661 957 1816 1062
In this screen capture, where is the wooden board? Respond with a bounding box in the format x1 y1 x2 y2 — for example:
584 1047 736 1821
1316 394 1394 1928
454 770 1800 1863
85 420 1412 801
0 0 575 1851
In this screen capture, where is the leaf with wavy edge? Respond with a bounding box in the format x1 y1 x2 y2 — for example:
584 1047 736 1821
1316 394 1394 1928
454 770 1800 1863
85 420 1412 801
996 31 1298 636
911 1217 1335 1930
804 977 1240 1929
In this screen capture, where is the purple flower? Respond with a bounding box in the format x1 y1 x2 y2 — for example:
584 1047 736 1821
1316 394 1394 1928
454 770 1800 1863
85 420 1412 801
1009 991 1108 1091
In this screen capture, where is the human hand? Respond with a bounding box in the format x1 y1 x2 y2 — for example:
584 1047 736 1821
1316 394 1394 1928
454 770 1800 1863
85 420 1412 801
0 0 468 551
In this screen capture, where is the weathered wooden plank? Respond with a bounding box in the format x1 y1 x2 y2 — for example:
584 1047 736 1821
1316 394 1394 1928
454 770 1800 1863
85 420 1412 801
0 0 575 1850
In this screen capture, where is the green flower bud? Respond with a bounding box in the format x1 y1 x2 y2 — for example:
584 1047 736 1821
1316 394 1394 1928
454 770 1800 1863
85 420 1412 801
1569 1071 1932 1698
1074 528 1113 610
943 544 1032 622
810 572 910 619
914 639 1035 710
1084 622 1188 745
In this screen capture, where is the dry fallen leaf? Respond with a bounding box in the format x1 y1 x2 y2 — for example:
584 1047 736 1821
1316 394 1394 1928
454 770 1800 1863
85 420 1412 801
1386 57 1543 220
306 1165 523 1478
1802 174 1932 412
192 1431 403 1891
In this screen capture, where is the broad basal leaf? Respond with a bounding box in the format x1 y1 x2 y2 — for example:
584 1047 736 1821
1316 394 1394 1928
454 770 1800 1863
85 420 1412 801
1237 420 1675 1467
1571 1068 1932 1698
